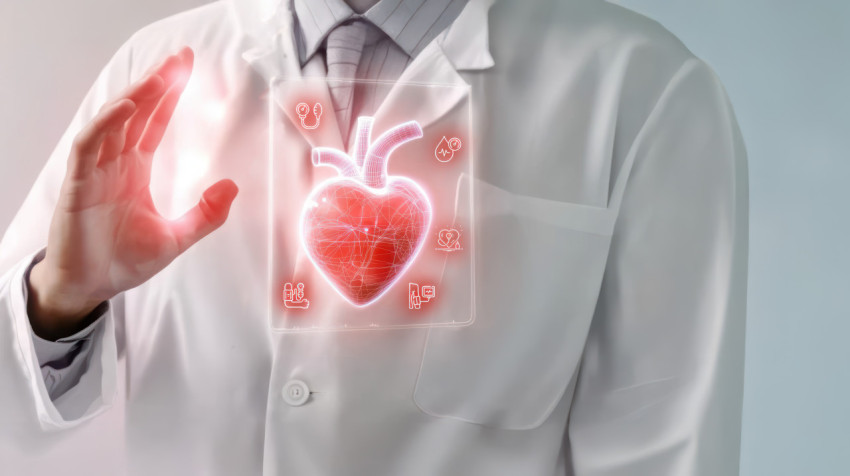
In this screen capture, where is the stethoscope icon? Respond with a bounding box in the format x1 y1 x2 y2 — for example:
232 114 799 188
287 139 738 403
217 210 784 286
296 102 322 130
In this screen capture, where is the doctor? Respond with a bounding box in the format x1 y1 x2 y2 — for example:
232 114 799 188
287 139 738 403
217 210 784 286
0 0 748 474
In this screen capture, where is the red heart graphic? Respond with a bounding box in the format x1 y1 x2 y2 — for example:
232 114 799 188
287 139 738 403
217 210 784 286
300 118 432 307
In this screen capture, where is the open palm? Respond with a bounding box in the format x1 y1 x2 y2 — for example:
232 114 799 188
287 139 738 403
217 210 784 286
31 47 238 331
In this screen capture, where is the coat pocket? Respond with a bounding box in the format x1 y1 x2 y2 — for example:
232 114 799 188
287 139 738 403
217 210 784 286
413 176 615 429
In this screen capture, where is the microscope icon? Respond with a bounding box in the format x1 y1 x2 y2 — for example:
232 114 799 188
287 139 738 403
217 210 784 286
283 282 310 309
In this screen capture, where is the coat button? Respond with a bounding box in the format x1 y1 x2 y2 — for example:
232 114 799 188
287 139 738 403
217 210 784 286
282 379 310 406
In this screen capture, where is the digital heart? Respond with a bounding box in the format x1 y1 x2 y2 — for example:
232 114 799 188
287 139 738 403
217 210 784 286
300 117 432 307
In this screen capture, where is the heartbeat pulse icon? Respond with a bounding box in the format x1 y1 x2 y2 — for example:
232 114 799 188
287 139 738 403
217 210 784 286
434 136 462 163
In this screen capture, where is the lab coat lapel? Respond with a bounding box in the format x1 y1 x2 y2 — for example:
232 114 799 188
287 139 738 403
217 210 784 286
274 74 346 152
370 0 496 134
240 1 345 152
372 42 469 135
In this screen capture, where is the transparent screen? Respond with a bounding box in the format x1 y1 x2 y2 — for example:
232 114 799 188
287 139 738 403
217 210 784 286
267 77 475 332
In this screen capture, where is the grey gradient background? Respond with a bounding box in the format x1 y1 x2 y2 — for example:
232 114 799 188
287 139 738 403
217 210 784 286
1 1 847 474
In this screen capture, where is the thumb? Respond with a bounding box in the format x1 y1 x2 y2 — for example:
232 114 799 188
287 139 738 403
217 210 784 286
173 179 239 254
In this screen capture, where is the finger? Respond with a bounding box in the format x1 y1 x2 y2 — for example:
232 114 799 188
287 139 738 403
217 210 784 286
136 77 187 154
141 46 193 81
122 54 188 152
113 72 165 107
97 129 126 167
93 51 187 157
119 47 189 106
98 76 166 165
137 49 194 154
97 99 139 166
105 46 191 126
69 99 136 179
172 179 239 254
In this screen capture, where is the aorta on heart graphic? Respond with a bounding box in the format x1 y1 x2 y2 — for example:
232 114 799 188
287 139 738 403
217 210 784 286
300 117 433 307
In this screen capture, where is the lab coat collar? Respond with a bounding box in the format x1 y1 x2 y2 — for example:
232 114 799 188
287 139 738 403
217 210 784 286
438 0 497 71
230 0 492 152
268 38 471 153
227 0 496 77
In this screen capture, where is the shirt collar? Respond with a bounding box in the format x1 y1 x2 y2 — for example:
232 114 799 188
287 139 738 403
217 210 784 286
292 0 470 65
227 0 495 71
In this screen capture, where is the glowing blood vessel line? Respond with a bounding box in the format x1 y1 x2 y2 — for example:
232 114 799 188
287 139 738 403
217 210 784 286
300 117 432 307
362 121 423 189
352 116 373 167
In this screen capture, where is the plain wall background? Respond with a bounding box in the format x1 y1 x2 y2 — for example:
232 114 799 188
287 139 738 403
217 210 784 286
1 1 847 475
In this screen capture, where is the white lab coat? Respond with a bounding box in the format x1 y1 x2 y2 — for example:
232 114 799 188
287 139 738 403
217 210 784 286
0 0 748 474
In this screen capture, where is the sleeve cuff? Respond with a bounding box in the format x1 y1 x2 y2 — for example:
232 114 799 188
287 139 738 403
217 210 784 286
6 249 118 431
22 249 108 366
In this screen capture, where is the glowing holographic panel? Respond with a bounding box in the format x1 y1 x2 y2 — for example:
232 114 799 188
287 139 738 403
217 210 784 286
300 117 432 307
269 77 475 332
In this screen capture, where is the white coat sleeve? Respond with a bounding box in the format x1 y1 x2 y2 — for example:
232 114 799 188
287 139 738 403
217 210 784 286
24 249 109 401
567 58 749 475
0 40 134 436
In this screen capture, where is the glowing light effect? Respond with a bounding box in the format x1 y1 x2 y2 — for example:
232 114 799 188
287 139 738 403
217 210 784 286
296 102 322 130
175 149 210 189
182 72 227 124
435 228 462 252
409 283 436 310
300 117 432 307
434 136 462 162
283 282 310 309
203 100 227 122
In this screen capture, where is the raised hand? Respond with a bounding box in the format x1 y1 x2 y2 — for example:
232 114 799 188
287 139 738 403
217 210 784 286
28 47 238 339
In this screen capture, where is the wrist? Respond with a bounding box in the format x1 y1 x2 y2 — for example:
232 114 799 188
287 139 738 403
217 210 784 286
27 260 103 340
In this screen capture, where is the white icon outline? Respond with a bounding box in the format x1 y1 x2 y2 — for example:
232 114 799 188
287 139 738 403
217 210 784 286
296 102 322 130
435 136 462 162
283 282 311 309
435 228 462 252
409 283 436 310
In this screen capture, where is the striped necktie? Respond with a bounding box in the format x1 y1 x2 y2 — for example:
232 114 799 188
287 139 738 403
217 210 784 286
324 20 368 141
